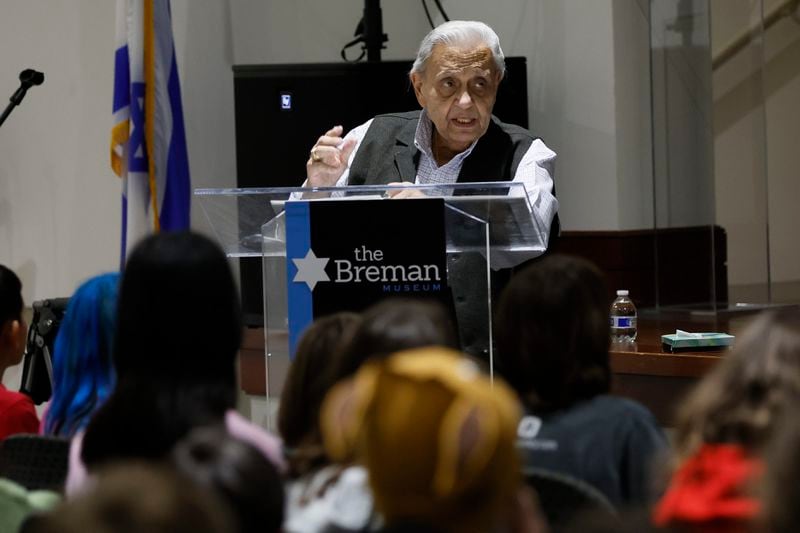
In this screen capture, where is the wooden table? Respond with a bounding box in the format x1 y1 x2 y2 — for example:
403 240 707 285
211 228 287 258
238 313 754 427
609 313 752 425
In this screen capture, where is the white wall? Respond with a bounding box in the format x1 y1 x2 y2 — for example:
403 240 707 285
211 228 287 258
0 2 119 303
649 0 716 229
711 0 800 287
613 0 655 230
764 24 800 285
170 1 238 236
229 0 429 64
521 1 622 230
0 1 240 302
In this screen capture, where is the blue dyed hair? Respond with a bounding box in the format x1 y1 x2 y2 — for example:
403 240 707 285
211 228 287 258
44 272 120 437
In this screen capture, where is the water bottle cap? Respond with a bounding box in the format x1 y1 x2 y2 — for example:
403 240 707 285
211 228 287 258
616 290 629 296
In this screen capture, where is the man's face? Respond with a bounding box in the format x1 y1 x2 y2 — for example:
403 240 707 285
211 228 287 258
411 43 502 155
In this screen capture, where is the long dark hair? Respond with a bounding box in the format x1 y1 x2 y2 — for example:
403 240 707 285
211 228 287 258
172 426 285 533
0 264 23 328
495 254 611 412
81 232 243 469
277 312 361 477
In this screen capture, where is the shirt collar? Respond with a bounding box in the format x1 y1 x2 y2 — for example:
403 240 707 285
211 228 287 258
413 109 479 165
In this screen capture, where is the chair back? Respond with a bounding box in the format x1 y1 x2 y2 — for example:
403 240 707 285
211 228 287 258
524 467 615 532
0 434 70 492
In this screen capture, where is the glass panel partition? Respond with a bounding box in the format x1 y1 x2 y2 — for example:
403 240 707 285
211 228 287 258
650 0 720 312
649 0 798 313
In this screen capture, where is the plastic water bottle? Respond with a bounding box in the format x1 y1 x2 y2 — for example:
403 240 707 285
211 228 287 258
610 290 637 342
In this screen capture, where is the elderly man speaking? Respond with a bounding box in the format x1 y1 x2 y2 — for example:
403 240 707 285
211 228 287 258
305 20 559 256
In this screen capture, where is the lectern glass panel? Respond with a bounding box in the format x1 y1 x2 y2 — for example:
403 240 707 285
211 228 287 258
195 182 540 429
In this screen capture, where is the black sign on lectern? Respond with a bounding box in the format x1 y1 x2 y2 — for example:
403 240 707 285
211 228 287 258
285 198 450 356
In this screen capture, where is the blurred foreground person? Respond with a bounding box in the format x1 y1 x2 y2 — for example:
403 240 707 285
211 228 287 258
655 308 800 532
760 405 800 533
0 264 38 439
283 299 458 532
66 232 284 494
496 254 667 507
279 312 361 478
330 298 459 381
42 273 119 437
22 464 234 533
322 347 546 533
173 426 285 533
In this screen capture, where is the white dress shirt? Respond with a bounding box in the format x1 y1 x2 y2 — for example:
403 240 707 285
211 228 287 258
334 110 559 257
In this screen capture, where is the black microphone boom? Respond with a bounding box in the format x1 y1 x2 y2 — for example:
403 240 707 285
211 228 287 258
363 0 388 61
0 68 45 128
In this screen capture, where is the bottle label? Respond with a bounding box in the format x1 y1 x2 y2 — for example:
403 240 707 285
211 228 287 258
610 316 636 328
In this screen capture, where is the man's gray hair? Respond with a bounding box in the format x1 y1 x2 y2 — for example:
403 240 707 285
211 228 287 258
411 20 505 77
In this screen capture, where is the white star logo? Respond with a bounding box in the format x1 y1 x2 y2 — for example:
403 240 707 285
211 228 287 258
292 249 330 290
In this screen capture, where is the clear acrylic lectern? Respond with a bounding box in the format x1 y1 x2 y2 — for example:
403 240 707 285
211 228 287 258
195 182 547 429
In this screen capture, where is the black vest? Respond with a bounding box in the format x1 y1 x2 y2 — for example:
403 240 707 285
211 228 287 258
347 111 554 359
347 110 537 185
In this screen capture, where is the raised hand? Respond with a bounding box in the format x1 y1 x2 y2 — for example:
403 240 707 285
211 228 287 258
306 125 357 188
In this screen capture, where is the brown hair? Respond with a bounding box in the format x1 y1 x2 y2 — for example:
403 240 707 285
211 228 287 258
761 407 800 533
23 464 234 533
277 312 361 477
172 426 285 533
673 308 800 461
330 298 459 384
81 232 243 469
495 254 611 412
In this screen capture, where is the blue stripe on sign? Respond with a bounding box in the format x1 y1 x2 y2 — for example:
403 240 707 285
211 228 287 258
286 201 313 359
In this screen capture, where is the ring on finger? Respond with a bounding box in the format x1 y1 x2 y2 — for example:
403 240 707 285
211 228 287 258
310 147 322 163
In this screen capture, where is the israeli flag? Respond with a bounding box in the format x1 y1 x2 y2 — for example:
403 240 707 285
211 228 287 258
111 0 190 262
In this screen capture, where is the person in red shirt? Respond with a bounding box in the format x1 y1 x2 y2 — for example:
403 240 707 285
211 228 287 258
0 264 39 439
654 308 800 533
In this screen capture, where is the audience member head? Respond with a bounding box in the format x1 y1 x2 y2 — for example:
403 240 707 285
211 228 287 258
653 309 800 533
673 308 800 459
113 231 242 381
331 297 459 383
21 464 235 533
82 231 243 469
278 312 361 477
322 347 521 533
496 254 611 412
760 407 800 533
0 264 26 373
44 273 120 437
172 426 284 533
